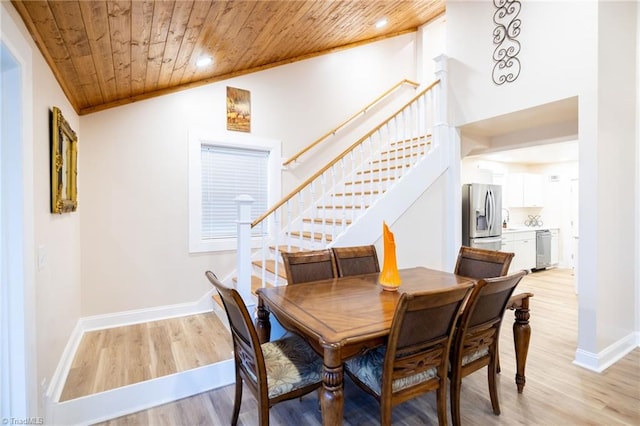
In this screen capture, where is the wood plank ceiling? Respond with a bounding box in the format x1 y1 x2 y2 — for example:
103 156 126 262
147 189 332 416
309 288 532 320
11 1 445 115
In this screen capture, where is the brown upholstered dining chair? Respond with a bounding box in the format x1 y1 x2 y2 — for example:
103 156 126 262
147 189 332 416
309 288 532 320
454 246 515 279
332 245 380 277
344 284 474 425
449 270 527 426
281 249 337 284
205 271 323 426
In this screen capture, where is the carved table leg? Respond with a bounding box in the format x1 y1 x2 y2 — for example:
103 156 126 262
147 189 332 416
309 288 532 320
512 296 531 393
255 298 271 344
320 343 344 426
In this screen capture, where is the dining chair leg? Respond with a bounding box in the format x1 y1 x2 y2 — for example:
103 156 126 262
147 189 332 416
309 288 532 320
450 375 462 426
488 356 501 415
436 384 448 425
258 394 270 426
231 370 242 426
380 400 392 426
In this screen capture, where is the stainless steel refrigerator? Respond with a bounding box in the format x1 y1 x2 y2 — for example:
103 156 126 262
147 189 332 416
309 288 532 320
462 183 503 251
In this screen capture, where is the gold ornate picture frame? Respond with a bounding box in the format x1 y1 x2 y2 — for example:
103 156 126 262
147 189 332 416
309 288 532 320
51 106 78 213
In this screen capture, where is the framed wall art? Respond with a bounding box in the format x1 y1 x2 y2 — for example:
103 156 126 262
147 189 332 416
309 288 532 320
226 86 251 132
50 106 78 213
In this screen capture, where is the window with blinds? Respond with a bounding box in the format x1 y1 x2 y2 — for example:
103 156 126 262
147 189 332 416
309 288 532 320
201 144 269 239
188 130 280 253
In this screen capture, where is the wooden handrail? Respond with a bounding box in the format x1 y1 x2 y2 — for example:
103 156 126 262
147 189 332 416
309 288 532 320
282 79 420 167
252 79 440 228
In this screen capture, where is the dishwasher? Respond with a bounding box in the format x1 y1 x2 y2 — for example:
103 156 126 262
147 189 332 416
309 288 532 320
535 230 552 270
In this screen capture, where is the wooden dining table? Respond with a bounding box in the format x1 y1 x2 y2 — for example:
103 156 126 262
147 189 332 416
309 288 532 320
255 266 532 426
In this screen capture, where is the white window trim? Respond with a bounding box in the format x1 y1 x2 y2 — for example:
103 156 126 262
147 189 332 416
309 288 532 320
188 129 281 253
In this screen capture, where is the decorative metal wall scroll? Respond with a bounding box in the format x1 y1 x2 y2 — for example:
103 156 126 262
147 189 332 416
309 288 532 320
492 0 521 85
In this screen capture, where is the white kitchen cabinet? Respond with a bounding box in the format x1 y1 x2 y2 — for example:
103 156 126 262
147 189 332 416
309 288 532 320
501 230 536 272
523 174 544 206
505 173 544 207
505 173 523 207
500 238 516 260
550 229 560 265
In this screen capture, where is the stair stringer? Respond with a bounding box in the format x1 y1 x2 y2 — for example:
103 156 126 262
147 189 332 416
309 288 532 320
330 141 450 247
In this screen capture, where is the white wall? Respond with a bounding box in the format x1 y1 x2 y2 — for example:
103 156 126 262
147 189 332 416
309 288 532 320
448 1 596 125
418 14 447 84
1 2 82 416
447 0 638 366
592 1 637 353
378 172 448 271
80 34 420 315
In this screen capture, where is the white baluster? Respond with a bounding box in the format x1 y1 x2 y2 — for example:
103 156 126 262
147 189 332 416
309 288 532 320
329 166 338 236
320 173 328 245
235 194 254 303
260 215 267 288
273 209 281 285
367 136 374 207
286 199 292 252
375 129 383 198
298 191 304 249
341 158 348 228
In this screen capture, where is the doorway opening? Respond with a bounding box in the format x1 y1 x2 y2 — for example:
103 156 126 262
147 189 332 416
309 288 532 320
1 41 28 419
457 97 581 367
458 97 579 273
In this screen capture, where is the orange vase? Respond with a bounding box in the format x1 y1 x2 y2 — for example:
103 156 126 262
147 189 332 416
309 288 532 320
379 222 401 291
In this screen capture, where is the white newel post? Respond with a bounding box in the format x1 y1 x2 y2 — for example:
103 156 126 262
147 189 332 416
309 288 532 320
433 54 448 137
235 194 254 302
434 54 460 271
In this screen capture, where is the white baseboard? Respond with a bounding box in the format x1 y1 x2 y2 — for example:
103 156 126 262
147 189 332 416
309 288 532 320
48 360 234 426
573 331 639 372
46 321 85 405
80 288 218 332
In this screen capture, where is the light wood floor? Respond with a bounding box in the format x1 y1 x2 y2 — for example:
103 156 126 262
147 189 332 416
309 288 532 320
61 310 233 401
90 268 640 425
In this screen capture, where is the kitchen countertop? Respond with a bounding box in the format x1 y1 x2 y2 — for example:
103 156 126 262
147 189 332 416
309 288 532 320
502 226 558 233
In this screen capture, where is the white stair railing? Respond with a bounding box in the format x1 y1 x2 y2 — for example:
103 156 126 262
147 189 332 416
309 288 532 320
238 79 443 294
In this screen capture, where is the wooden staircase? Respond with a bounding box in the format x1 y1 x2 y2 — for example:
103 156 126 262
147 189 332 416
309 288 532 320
248 137 433 291
213 136 436 312
230 80 447 302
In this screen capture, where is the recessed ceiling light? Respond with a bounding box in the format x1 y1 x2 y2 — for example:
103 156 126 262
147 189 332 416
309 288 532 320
196 56 213 67
375 19 388 29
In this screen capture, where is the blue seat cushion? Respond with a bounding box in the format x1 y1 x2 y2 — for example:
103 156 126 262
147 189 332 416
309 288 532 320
261 334 323 399
345 347 437 396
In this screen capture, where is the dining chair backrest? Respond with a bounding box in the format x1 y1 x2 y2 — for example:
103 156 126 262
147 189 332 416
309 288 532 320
345 283 474 425
449 270 527 426
205 271 323 426
332 245 380 277
454 246 514 279
205 271 265 393
281 249 338 284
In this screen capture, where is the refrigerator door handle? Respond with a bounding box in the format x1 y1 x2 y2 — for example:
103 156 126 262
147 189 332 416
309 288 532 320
491 189 496 230
487 189 496 231
484 190 490 229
